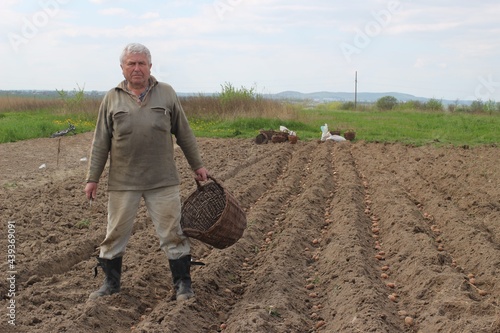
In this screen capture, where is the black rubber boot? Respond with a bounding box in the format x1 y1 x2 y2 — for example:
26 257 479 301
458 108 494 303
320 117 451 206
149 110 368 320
89 257 122 300
169 255 194 301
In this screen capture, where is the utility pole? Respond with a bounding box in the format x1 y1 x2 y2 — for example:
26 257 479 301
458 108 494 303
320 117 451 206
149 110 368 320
354 71 358 111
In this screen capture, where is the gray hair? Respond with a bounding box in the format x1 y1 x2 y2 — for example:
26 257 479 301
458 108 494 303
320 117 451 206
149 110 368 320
120 43 152 65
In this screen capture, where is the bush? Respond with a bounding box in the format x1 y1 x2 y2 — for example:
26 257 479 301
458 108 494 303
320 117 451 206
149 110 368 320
181 83 298 120
376 96 398 110
424 98 443 111
398 100 424 110
56 83 86 113
470 100 484 113
340 101 355 110
484 100 500 113
217 82 259 104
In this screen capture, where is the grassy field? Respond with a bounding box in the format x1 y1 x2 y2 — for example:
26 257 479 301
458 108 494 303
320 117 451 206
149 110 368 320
0 93 499 146
296 108 500 146
0 109 96 142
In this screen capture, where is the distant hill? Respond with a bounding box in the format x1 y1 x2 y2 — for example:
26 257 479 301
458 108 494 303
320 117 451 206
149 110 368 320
267 91 462 105
0 89 467 105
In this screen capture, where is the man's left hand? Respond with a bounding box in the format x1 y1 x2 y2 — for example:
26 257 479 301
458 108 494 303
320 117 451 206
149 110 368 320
194 167 209 182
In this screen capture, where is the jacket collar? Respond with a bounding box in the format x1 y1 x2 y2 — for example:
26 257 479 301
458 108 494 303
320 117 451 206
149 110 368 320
117 75 158 91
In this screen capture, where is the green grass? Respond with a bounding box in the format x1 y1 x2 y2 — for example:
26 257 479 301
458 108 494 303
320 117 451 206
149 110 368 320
294 109 500 146
0 109 95 142
188 109 500 146
75 219 91 229
1 99 499 147
189 117 317 139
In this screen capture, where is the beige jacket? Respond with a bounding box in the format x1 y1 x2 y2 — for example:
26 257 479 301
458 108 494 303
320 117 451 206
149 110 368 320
86 77 204 190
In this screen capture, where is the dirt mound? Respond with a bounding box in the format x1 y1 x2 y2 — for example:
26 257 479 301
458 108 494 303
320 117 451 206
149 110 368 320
0 134 499 333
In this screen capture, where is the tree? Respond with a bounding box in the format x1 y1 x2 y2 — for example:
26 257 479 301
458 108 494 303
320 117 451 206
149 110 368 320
424 98 443 111
376 96 398 110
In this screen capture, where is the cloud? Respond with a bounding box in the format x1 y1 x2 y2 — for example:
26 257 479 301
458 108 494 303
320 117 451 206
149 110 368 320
98 7 131 17
414 58 426 69
139 12 160 19
1 0 499 100
414 58 448 70
388 22 460 34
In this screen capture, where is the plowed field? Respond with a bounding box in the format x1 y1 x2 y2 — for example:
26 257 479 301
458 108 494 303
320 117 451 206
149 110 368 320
0 132 499 333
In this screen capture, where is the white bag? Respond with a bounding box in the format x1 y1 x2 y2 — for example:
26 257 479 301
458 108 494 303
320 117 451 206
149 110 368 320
320 124 346 142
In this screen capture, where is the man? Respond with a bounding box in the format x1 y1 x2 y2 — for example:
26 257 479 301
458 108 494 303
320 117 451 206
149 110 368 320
85 43 208 301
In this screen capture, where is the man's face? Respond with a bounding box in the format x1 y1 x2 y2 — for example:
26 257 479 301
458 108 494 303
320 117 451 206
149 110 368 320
121 52 152 88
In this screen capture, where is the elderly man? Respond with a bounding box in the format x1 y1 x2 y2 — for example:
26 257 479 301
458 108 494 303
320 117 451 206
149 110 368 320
85 43 208 301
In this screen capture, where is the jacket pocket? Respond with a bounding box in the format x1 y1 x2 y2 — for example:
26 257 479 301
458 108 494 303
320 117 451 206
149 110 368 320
112 110 133 137
151 106 171 133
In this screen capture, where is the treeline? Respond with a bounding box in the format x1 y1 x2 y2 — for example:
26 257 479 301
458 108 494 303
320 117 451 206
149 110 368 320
337 96 500 114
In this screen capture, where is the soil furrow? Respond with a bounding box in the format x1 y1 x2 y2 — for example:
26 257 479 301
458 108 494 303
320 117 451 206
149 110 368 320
220 143 331 333
0 175 107 293
353 143 500 295
1 135 498 333
351 142 499 332
313 142 404 333
123 142 302 333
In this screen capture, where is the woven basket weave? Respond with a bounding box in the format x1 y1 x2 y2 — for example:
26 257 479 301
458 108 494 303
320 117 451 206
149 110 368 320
181 176 247 249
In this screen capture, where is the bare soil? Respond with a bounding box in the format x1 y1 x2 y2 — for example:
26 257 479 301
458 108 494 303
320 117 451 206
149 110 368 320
0 132 499 333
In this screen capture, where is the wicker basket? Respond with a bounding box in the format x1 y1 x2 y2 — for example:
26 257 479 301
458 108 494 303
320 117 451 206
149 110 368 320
181 176 247 249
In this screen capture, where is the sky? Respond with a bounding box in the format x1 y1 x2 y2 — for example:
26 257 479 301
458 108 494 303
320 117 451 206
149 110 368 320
1 0 500 101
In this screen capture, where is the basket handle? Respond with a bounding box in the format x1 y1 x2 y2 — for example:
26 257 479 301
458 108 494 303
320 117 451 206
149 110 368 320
195 175 219 190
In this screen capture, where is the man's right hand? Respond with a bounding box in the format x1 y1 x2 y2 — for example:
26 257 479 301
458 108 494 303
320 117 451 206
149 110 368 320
85 182 98 200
